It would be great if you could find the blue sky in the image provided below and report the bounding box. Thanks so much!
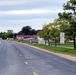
[0,0,68,32]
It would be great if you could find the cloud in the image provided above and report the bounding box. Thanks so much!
[0,19,53,25]
[0,0,68,32]
[0,9,63,16]
[0,1,20,5]
[0,1,31,5]
[0,19,53,32]
[2,9,49,15]
[0,0,68,6]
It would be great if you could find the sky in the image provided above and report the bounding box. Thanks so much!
[0,0,69,33]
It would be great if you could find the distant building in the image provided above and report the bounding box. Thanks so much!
[38,37,45,44]
[16,35,37,40]
[38,37,55,45]
[16,35,38,43]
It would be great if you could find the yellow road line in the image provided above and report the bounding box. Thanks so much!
[25,62,28,64]
[20,54,22,57]
[33,72,37,75]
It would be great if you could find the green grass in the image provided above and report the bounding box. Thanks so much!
[52,43,74,47]
[51,43,74,50]
[31,44,76,56]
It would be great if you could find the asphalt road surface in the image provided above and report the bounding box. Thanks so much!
[0,40,76,75]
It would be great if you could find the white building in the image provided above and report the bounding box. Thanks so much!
[38,37,45,44]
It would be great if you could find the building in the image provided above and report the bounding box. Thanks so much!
[16,35,38,43]
[38,37,45,44]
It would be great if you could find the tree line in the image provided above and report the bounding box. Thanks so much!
[0,30,14,39]
[0,26,40,39]
[18,26,40,35]
[38,0,76,49]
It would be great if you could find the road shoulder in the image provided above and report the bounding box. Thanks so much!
[23,43,76,62]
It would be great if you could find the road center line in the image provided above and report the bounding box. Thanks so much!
[20,54,22,57]
[25,62,28,64]
[33,72,37,75]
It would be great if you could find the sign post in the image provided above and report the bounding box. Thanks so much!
[60,32,65,44]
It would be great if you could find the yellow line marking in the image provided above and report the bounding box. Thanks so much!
[20,54,22,57]
[25,62,28,64]
[33,72,37,75]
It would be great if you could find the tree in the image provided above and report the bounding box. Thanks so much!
[20,26,32,35]
[6,30,13,38]
[1,32,7,39]
[58,13,70,32]
[18,26,37,35]
[60,0,76,49]
[49,28,60,47]
[43,25,50,45]
[30,29,37,35]
[48,20,60,46]
[38,22,60,46]
[13,33,18,39]
[58,13,71,42]
[0,30,13,39]
[36,30,41,33]
[38,25,50,45]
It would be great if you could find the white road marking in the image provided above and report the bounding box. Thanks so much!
[33,72,37,75]
[0,41,1,44]
[25,62,28,64]
[20,54,22,57]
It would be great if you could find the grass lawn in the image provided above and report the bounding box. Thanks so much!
[32,44,76,56]
[57,43,73,47]
[51,43,74,48]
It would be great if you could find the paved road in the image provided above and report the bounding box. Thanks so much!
[0,40,76,75]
